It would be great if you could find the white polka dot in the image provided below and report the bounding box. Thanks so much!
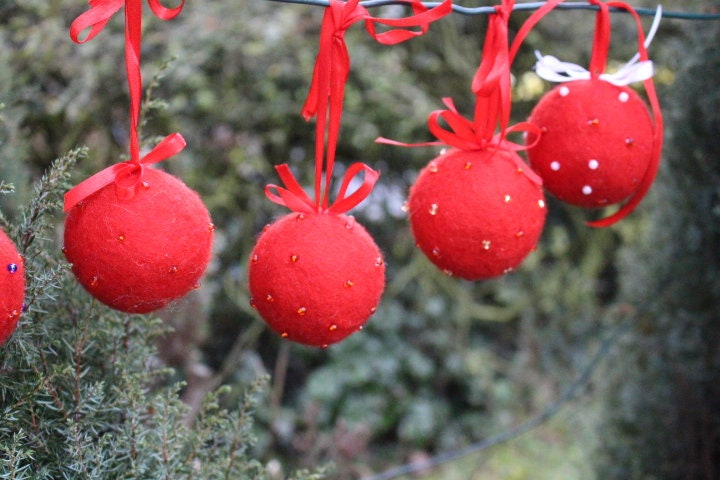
[559,86,570,97]
[588,159,599,170]
[550,161,561,171]
[582,185,593,195]
[619,91,630,103]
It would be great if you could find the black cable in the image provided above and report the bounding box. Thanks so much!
[266,0,720,20]
[360,321,630,480]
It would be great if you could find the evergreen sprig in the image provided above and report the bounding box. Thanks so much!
[0,150,322,478]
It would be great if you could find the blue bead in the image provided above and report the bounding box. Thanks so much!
[7,263,18,274]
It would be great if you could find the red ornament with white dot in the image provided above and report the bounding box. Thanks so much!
[248,212,385,347]
[0,229,24,345]
[526,78,654,208]
[408,148,547,280]
[63,167,214,313]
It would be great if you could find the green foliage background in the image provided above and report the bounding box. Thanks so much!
[0,0,718,478]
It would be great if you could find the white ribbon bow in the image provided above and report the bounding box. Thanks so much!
[533,5,662,86]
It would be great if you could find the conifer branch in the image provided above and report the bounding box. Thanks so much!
[18,147,84,256]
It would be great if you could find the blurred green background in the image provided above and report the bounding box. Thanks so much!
[1,0,718,478]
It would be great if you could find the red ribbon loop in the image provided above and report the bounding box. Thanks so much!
[265,163,380,215]
[63,133,186,212]
[265,164,317,214]
[327,162,381,214]
[70,0,124,43]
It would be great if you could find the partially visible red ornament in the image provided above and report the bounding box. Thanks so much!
[0,229,24,345]
[248,212,385,347]
[408,148,547,280]
[526,78,654,208]
[64,167,213,313]
[525,1,664,226]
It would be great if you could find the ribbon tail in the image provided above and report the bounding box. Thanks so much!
[586,140,661,228]
[64,163,127,212]
[147,0,185,20]
[600,60,654,86]
[327,163,380,214]
[140,133,186,165]
[588,86,664,228]
[375,137,443,148]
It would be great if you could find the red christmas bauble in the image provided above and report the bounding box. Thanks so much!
[248,212,385,347]
[526,78,654,208]
[408,148,547,280]
[64,167,214,313]
[0,229,24,345]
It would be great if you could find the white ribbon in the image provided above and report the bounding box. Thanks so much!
[533,5,662,86]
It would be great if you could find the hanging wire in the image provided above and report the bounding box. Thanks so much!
[360,320,631,480]
[266,0,720,20]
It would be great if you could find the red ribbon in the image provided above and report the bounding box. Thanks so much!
[268,0,451,215]
[376,0,544,185]
[378,97,543,185]
[64,133,186,212]
[64,0,185,211]
[583,0,664,227]
[265,162,380,214]
[470,0,514,145]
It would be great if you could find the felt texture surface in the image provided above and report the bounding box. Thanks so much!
[64,167,213,313]
[248,212,385,347]
[0,229,24,345]
[408,148,547,280]
[526,78,654,208]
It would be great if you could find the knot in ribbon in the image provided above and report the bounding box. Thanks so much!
[70,0,185,43]
[429,98,543,186]
[265,162,380,215]
[377,96,543,186]
[64,133,186,212]
[301,0,452,121]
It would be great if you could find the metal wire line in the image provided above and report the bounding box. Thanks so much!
[267,0,720,20]
[361,320,631,480]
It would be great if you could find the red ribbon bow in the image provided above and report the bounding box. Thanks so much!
[267,0,452,214]
[426,98,544,186]
[376,0,543,185]
[69,0,184,44]
[64,0,185,212]
[266,162,380,215]
[64,133,186,211]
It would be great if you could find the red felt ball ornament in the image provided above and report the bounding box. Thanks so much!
[0,229,25,345]
[64,167,213,313]
[408,148,547,280]
[526,78,654,208]
[248,212,385,347]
